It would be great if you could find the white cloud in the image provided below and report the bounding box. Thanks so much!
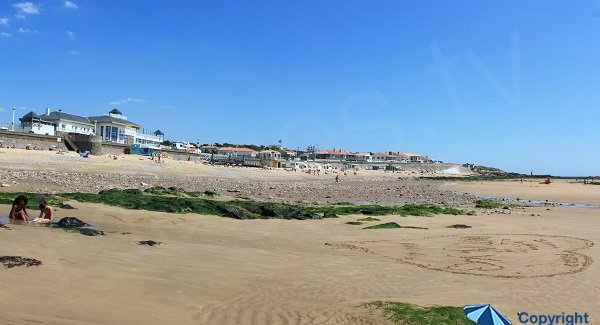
[18,27,37,33]
[0,107,4,112]
[67,30,75,39]
[0,17,9,26]
[64,1,78,9]
[0,32,12,37]
[13,2,40,16]
[110,98,145,106]
[15,13,26,19]
[69,49,80,56]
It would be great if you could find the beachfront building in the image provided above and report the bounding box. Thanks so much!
[41,109,96,136]
[200,145,219,154]
[258,150,281,160]
[89,109,162,146]
[372,152,396,162]
[346,152,372,162]
[316,149,351,160]
[217,147,257,158]
[279,148,297,159]
[16,112,56,135]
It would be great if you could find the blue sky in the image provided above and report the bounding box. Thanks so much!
[1,1,599,175]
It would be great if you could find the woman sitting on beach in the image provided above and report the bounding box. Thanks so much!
[9,195,30,221]
[33,201,53,224]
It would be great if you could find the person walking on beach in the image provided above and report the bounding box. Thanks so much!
[335,175,339,183]
[33,201,53,224]
[9,195,29,221]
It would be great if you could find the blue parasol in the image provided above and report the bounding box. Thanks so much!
[464,304,511,325]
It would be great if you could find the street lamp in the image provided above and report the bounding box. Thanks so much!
[11,107,16,131]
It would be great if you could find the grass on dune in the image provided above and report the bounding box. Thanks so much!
[364,301,471,325]
[0,187,465,220]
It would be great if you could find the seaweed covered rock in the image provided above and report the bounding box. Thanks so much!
[0,256,42,268]
[259,205,278,218]
[448,224,472,229]
[56,217,90,228]
[305,212,322,220]
[323,211,338,218]
[80,228,105,236]
[138,240,161,246]
[218,204,247,219]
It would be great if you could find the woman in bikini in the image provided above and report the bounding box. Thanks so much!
[9,195,30,221]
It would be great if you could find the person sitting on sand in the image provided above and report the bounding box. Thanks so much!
[9,195,30,221]
[32,201,53,224]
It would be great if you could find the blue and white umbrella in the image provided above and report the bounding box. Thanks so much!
[464,304,511,325]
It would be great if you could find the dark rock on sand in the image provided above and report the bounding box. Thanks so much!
[56,217,90,228]
[259,206,278,218]
[448,224,472,229]
[61,204,76,209]
[138,240,161,246]
[323,211,338,218]
[305,212,322,220]
[0,256,42,268]
[80,228,105,236]
[218,204,247,219]
[0,223,10,230]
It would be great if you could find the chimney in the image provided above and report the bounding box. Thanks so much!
[45,107,50,115]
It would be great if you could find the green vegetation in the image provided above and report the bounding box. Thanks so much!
[356,217,380,222]
[364,301,471,325]
[61,227,81,233]
[363,222,400,229]
[312,204,463,217]
[474,199,518,209]
[0,187,464,220]
[334,202,354,206]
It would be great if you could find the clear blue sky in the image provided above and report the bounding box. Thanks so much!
[1,1,599,176]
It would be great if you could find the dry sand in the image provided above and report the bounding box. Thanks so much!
[1,149,599,324]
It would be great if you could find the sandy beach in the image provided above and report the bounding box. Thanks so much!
[446,179,600,206]
[1,150,599,324]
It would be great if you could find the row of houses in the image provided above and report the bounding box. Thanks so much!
[315,149,433,163]
[192,145,433,164]
[9,108,164,147]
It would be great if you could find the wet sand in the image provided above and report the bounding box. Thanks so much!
[446,179,600,206]
[1,149,599,324]
[1,201,599,324]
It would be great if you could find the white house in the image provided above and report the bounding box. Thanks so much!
[16,112,56,135]
[41,109,95,135]
[89,109,162,146]
[258,150,281,160]
[217,147,257,158]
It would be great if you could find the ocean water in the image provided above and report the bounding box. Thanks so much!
[451,192,600,209]
[0,216,53,227]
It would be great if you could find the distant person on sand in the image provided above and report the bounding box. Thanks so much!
[33,201,53,224]
[335,175,339,183]
[9,195,29,221]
